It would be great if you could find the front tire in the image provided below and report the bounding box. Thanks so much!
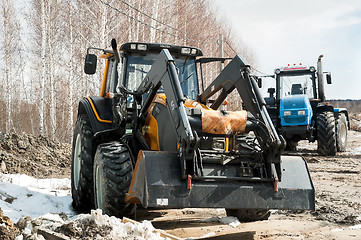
[93,141,136,218]
[317,111,337,156]
[226,209,270,222]
[336,113,347,152]
[71,115,94,210]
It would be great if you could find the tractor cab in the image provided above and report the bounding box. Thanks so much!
[276,65,317,99]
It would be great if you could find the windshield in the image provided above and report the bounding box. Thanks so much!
[125,53,198,100]
[278,74,315,99]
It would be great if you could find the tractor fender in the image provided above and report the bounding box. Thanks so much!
[77,96,114,135]
[334,108,350,130]
[315,104,334,114]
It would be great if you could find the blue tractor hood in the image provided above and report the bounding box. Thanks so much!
[282,95,309,109]
[280,95,313,126]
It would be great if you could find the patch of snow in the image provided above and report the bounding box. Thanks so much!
[200,216,240,228]
[355,146,361,154]
[331,228,344,232]
[23,228,31,235]
[16,209,171,240]
[219,216,240,227]
[349,224,361,230]
[38,213,65,224]
[0,174,75,222]
[15,236,23,240]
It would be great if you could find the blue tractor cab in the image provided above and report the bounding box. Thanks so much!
[264,55,349,155]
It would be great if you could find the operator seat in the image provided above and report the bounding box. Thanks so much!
[291,84,303,95]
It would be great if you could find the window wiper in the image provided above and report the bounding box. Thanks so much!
[135,67,147,74]
[180,72,194,85]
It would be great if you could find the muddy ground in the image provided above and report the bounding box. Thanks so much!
[1,129,361,239]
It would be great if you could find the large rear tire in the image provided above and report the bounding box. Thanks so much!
[317,111,337,156]
[93,141,136,218]
[226,209,270,222]
[336,113,347,152]
[71,115,94,210]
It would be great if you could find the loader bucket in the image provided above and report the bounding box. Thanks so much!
[126,151,315,210]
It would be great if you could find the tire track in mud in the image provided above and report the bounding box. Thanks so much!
[294,131,361,225]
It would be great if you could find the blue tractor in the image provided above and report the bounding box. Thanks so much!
[264,55,349,155]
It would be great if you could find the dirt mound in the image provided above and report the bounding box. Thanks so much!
[0,132,71,178]
[0,209,20,240]
[350,113,361,131]
[14,210,171,240]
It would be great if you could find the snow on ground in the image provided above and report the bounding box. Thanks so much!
[0,173,75,222]
[0,174,174,239]
[355,146,361,154]
[200,216,240,228]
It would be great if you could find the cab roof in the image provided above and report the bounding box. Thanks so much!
[120,42,203,57]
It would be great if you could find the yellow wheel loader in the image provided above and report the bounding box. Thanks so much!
[71,39,314,221]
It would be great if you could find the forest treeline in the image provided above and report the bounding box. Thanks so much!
[329,100,361,113]
[0,0,254,142]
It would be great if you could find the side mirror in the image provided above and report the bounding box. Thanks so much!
[326,73,332,84]
[267,87,275,98]
[84,54,97,74]
[257,77,262,88]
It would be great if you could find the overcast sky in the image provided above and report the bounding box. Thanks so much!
[212,0,361,99]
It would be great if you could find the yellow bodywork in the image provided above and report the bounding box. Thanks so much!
[142,104,160,150]
[98,49,123,97]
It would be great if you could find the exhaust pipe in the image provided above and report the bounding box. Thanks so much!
[111,38,120,63]
[317,55,325,102]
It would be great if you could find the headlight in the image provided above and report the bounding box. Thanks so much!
[275,68,281,74]
[309,66,316,72]
[137,44,147,51]
[212,138,225,150]
[284,111,291,116]
[298,110,306,115]
[181,47,191,54]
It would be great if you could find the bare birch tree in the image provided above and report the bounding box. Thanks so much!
[0,0,21,133]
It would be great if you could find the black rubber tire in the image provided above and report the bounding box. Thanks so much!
[285,139,297,151]
[71,114,94,210]
[93,141,136,218]
[336,113,347,152]
[317,111,337,156]
[226,209,270,222]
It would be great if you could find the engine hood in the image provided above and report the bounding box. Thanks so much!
[281,95,310,109]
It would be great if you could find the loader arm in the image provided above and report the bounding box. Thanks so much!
[198,55,284,179]
[134,49,198,176]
